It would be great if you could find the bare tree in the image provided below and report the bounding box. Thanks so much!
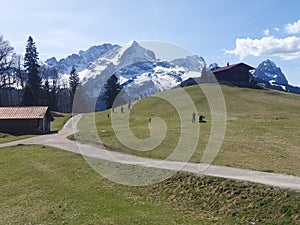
[15,55,26,89]
[0,35,17,89]
[0,35,18,106]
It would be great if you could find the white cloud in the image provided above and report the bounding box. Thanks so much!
[263,29,270,36]
[225,36,300,60]
[285,19,300,34]
[274,27,280,32]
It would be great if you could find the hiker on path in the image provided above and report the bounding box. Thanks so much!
[192,112,196,123]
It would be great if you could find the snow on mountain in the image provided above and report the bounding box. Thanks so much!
[45,43,120,74]
[80,41,156,82]
[122,64,185,100]
[251,59,300,94]
[76,41,205,109]
[171,55,205,71]
[113,40,156,68]
[41,40,207,110]
[252,59,288,85]
[44,41,299,110]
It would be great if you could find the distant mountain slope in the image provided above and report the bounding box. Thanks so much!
[251,59,300,94]
[77,41,205,108]
[45,43,120,74]
[252,59,288,85]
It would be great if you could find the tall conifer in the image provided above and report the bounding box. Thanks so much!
[101,74,124,109]
[69,66,79,108]
[22,36,41,106]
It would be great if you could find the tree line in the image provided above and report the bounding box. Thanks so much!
[0,35,80,112]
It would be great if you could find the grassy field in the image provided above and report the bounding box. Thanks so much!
[75,84,300,175]
[50,112,72,132]
[0,112,71,144]
[1,145,300,224]
[0,132,33,144]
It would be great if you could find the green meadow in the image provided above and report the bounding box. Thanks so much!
[1,85,300,224]
[75,84,300,175]
[1,145,300,224]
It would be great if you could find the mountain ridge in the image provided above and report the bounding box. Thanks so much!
[45,43,120,74]
[251,59,300,94]
[252,59,288,85]
[75,41,205,107]
[44,41,299,103]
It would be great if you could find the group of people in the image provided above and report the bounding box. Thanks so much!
[111,101,132,113]
[192,112,206,123]
[108,105,205,124]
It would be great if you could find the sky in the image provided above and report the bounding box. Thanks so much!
[1,0,300,86]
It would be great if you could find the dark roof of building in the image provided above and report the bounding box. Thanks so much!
[0,106,53,120]
[212,63,255,73]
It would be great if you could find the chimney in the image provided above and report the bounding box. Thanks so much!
[227,62,229,66]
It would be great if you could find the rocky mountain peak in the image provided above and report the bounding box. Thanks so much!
[45,43,120,74]
[252,59,288,85]
[115,40,156,69]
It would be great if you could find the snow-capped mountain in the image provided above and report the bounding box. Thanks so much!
[252,59,288,85]
[74,40,205,108]
[45,43,120,74]
[42,42,300,112]
[251,59,300,94]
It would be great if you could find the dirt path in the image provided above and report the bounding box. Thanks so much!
[1,114,300,190]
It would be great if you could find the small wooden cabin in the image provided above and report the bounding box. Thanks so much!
[0,106,54,135]
[212,63,254,83]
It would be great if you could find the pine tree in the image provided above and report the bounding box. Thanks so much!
[101,74,124,109]
[69,66,79,109]
[42,79,50,106]
[22,36,41,106]
[49,79,58,111]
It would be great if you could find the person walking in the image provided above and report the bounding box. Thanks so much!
[128,100,131,110]
[192,111,196,123]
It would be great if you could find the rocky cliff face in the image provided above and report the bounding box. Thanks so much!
[252,59,288,85]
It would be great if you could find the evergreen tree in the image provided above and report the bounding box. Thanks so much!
[22,36,41,106]
[41,79,50,106]
[69,66,79,108]
[101,74,124,109]
[49,79,58,111]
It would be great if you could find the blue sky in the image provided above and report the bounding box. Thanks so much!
[1,0,300,86]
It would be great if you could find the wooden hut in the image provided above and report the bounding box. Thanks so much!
[0,106,54,134]
[212,63,254,83]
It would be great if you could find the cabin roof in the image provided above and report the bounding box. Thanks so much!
[0,106,53,120]
[212,63,255,73]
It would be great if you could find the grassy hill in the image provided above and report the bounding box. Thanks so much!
[1,145,300,224]
[75,84,300,176]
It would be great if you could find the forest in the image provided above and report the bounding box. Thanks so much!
[0,35,79,112]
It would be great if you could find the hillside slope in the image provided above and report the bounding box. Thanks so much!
[76,85,300,175]
[2,146,300,224]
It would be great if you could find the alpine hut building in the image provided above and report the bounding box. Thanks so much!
[0,106,54,135]
[212,62,255,83]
